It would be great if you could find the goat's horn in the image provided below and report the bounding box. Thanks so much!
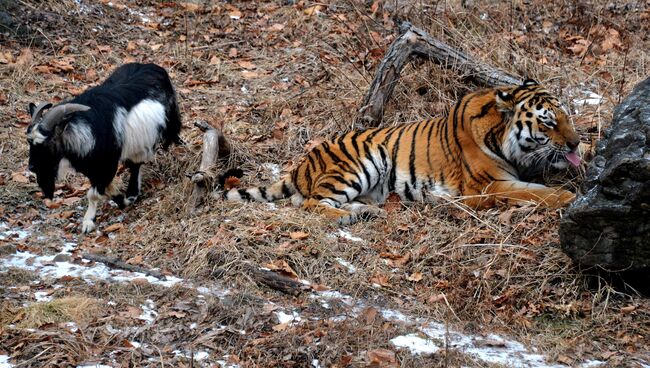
[29,103,53,127]
[40,103,91,132]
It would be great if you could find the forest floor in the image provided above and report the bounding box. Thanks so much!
[0,0,649,367]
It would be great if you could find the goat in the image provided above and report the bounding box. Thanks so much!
[26,63,182,233]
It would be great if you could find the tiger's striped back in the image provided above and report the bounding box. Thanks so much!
[225,79,580,224]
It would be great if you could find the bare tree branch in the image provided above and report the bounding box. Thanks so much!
[358,21,522,127]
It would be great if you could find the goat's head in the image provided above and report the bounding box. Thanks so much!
[26,102,90,198]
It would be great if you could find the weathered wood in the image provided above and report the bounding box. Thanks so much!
[248,266,308,296]
[188,121,232,213]
[358,21,522,127]
[82,252,164,279]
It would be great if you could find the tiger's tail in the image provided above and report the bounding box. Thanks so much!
[221,168,296,203]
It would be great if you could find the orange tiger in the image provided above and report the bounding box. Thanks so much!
[224,80,581,224]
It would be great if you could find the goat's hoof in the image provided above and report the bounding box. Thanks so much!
[81,220,96,234]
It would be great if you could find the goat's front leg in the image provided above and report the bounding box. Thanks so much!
[113,161,142,209]
[82,187,103,233]
[481,180,575,208]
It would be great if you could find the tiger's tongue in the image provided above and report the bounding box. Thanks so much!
[565,152,581,167]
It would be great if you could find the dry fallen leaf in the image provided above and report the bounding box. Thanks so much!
[237,60,256,69]
[289,231,309,240]
[103,223,124,233]
[367,348,396,365]
[620,305,636,314]
[304,5,324,16]
[263,259,299,279]
[11,172,30,184]
[126,255,143,265]
[370,273,390,287]
[407,272,423,282]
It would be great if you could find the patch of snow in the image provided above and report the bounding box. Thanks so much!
[34,291,52,302]
[311,359,322,368]
[139,300,157,324]
[0,249,183,288]
[0,222,30,241]
[0,355,13,368]
[276,310,301,324]
[193,351,209,361]
[65,322,78,332]
[336,229,363,242]
[335,257,356,274]
[263,163,281,181]
[189,322,198,329]
[573,91,603,106]
[217,359,240,368]
[174,350,210,361]
[391,334,440,355]
[129,341,141,349]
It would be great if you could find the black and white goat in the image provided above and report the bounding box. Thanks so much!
[26,63,181,233]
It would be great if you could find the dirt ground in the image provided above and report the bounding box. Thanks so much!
[1,1,649,367]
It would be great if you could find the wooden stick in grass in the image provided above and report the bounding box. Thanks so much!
[82,252,164,279]
[188,121,232,213]
[248,266,309,297]
[357,20,522,127]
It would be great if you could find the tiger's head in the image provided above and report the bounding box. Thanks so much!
[497,79,581,173]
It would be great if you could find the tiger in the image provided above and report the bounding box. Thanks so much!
[223,79,581,225]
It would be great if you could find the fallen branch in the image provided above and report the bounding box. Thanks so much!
[358,20,522,127]
[247,266,309,296]
[81,252,164,279]
[188,121,232,213]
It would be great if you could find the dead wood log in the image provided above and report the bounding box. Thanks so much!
[358,21,522,127]
[81,252,165,279]
[188,121,232,213]
[247,266,309,296]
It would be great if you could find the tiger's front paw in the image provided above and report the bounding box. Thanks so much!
[549,189,576,208]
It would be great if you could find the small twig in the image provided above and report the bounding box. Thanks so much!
[82,252,164,279]
[246,265,309,296]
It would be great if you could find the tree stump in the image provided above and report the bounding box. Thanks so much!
[188,121,232,213]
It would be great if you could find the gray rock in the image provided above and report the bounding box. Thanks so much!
[560,77,650,291]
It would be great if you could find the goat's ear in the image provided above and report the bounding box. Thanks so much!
[495,89,515,112]
[28,103,37,117]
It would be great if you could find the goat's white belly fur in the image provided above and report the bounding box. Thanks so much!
[114,99,166,163]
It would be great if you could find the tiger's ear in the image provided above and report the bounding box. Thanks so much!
[495,90,514,112]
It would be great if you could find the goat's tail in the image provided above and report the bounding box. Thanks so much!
[221,168,296,203]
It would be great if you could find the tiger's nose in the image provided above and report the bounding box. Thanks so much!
[567,138,580,151]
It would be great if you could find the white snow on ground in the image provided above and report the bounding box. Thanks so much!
[138,300,157,324]
[313,291,606,368]
[336,229,363,242]
[0,222,29,241]
[0,355,13,368]
[173,350,210,361]
[0,240,183,288]
[390,334,440,355]
[34,291,52,302]
[334,257,357,274]
[0,224,628,368]
[311,359,322,368]
[276,310,301,324]
[263,163,282,181]
[573,91,603,106]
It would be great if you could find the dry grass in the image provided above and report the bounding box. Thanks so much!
[15,296,101,329]
[1,0,649,366]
